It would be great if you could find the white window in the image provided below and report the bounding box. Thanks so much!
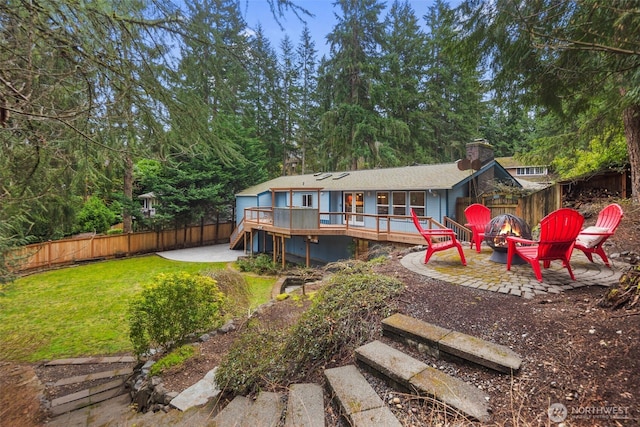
[516,167,547,176]
[377,192,389,215]
[392,191,406,216]
[409,191,425,216]
[302,194,313,207]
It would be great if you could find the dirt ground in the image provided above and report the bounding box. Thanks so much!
[2,198,639,426]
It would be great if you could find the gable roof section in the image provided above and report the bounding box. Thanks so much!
[237,162,519,196]
[495,156,548,168]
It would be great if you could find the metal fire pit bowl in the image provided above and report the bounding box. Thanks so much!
[484,213,532,264]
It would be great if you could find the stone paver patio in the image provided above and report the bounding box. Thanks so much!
[401,244,622,299]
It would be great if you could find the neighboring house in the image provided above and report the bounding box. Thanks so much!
[232,141,520,266]
[495,156,554,190]
[138,192,157,218]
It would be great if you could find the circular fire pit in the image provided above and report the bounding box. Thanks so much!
[484,214,532,264]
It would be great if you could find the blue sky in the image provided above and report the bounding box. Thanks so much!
[241,0,451,58]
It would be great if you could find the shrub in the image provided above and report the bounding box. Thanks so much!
[214,326,288,395]
[128,272,226,357]
[236,254,280,275]
[148,344,198,377]
[74,196,116,234]
[216,260,404,394]
[283,270,404,368]
[203,269,251,316]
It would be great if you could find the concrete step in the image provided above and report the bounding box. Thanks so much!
[382,313,522,373]
[52,367,132,387]
[44,356,136,366]
[284,383,325,427]
[211,392,284,427]
[355,340,490,423]
[49,378,127,416]
[244,391,284,427]
[324,365,401,427]
[211,395,251,427]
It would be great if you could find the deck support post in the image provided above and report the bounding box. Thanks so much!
[272,234,277,264]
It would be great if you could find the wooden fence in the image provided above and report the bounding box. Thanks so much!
[456,184,562,232]
[9,222,233,274]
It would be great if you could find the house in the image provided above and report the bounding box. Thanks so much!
[495,156,554,190]
[138,192,157,218]
[232,141,520,266]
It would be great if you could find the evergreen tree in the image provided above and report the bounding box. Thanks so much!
[244,25,283,177]
[278,35,300,175]
[321,0,408,170]
[423,0,484,162]
[295,26,319,173]
[379,0,430,164]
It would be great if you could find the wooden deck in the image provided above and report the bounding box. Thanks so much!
[231,208,471,250]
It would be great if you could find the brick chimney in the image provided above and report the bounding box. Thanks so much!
[466,139,494,167]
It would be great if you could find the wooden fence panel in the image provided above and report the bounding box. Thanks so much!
[130,232,160,254]
[92,234,129,258]
[50,238,94,264]
[517,184,561,228]
[483,194,518,217]
[455,184,562,241]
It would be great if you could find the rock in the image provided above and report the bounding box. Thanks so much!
[199,333,211,342]
[164,391,178,405]
[170,367,221,411]
[134,388,152,413]
[219,320,236,334]
[141,360,155,375]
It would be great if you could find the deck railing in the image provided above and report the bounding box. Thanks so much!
[242,207,471,243]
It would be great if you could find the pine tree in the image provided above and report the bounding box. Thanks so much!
[321,0,408,170]
[423,0,484,162]
[379,0,430,164]
[295,26,319,173]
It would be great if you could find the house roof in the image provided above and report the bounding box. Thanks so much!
[237,161,516,196]
[495,156,547,168]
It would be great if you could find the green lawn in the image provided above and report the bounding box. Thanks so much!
[0,255,275,362]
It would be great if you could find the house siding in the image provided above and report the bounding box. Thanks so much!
[285,234,352,264]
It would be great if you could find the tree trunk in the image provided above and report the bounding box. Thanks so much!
[622,104,640,205]
[123,153,133,233]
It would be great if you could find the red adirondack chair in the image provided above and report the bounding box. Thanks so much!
[410,209,467,266]
[574,203,623,267]
[506,208,584,282]
[464,203,491,253]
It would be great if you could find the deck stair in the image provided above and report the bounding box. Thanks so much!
[229,219,245,250]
